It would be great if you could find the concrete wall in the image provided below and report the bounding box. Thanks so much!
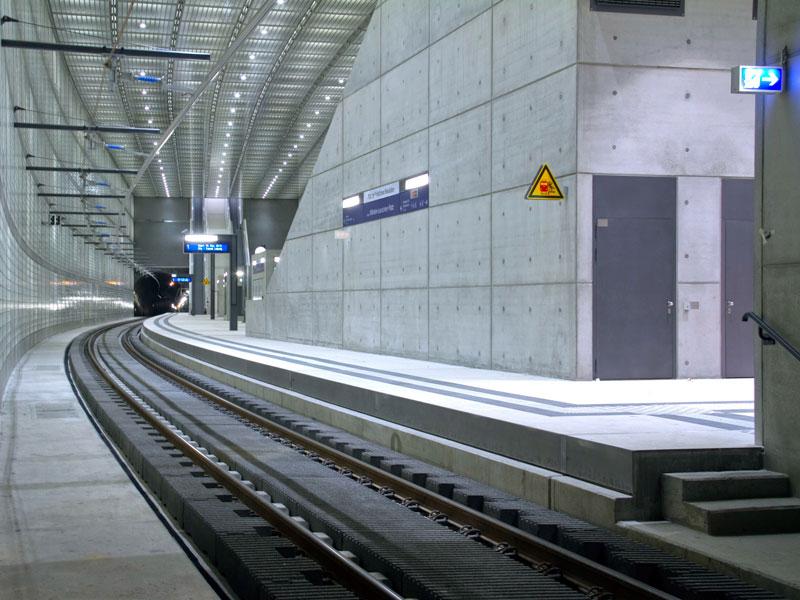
[0,0,134,390]
[756,0,800,486]
[576,0,756,379]
[257,0,755,379]
[243,198,298,255]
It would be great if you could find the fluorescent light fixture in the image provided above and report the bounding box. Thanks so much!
[342,195,360,209]
[184,234,218,243]
[404,173,429,190]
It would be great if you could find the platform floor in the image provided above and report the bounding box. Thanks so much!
[0,324,217,600]
[158,313,756,451]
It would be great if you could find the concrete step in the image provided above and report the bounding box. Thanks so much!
[663,470,791,504]
[681,497,800,536]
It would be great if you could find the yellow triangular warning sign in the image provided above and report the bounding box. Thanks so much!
[526,164,564,200]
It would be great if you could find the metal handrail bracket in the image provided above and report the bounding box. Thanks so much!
[743,312,800,362]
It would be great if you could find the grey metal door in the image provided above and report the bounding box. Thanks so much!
[722,179,755,378]
[593,176,676,380]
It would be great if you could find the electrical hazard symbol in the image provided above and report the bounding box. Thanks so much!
[526,164,564,201]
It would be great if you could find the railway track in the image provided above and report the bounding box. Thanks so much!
[67,321,783,600]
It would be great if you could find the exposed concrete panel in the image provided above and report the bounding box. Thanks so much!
[430,0,490,43]
[492,0,577,97]
[344,7,381,96]
[343,220,381,290]
[312,166,343,232]
[381,129,428,187]
[381,288,429,357]
[246,299,265,336]
[286,292,313,342]
[343,290,381,351]
[286,182,313,240]
[313,291,343,346]
[381,209,428,288]
[578,0,755,69]
[429,103,491,206]
[492,66,578,192]
[492,283,577,377]
[576,282,592,380]
[761,264,800,482]
[264,293,287,339]
[577,65,755,177]
[269,251,288,293]
[575,174,593,284]
[492,180,576,285]
[429,195,491,287]
[429,286,491,368]
[285,236,313,292]
[762,76,800,266]
[381,50,429,144]
[381,0,430,73]
[677,282,721,378]
[429,11,491,125]
[343,149,381,198]
[312,231,343,291]
[314,105,343,175]
[343,79,381,162]
[677,177,722,284]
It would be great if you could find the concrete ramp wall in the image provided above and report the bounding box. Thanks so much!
[253,0,755,379]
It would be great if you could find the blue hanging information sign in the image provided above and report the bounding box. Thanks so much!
[171,276,192,283]
[731,65,784,94]
[183,242,230,253]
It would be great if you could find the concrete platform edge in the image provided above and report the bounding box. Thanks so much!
[142,328,636,528]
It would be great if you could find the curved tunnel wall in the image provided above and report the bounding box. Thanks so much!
[0,0,134,390]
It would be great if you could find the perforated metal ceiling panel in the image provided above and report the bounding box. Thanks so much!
[43,0,374,202]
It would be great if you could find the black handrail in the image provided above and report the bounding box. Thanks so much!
[743,312,800,363]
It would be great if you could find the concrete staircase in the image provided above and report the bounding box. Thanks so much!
[662,470,800,535]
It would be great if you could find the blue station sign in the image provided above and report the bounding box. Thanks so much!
[342,175,429,227]
[183,242,230,253]
[732,65,784,94]
[171,275,192,283]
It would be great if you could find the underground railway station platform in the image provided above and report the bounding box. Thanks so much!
[3,0,800,598]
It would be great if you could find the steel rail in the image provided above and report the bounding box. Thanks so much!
[85,325,402,600]
[122,327,678,600]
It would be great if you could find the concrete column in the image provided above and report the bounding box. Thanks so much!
[755,0,800,485]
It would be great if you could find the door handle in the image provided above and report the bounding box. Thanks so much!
[727,300,735,315]
[666,300,674,315]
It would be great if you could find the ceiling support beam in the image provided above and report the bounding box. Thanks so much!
[1,39,210,61]
[48,211,124,215]
[38,193,126,199]
[27,166,138,175]
[15,122,160,135]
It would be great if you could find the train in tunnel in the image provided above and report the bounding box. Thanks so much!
[133,272,188,317]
